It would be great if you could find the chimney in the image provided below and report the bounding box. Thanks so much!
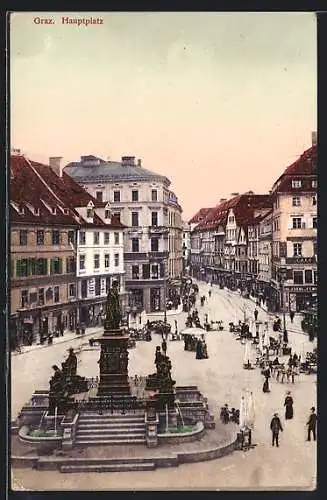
[137,158,142,167]
[231,192,239,197]
[219,198,227,204]
[312,131,317,146]
[11,148,22,155]
[49,156,63,177]
[121,156,135,166]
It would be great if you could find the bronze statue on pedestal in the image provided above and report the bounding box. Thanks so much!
[104,281,122,330]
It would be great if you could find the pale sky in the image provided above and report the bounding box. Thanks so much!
[10,12,316,219]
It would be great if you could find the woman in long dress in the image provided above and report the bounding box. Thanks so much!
[284,391,294,419]
[196,339,203,359]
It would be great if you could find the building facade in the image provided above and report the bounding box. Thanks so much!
[257,209,273,307]
[188,207,213,279]
[182,221,191,273]
[10,153,126,345]
[166,190,183,279]
[192,194,271,288]
[271,142,317,312]
[64,155,182,313]
[75,201,126,327]
[10,155,79,344]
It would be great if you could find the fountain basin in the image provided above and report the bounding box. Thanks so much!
[18,425,62,456]
[157,421,205,444]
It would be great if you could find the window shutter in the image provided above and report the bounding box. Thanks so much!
[288,219,293,230]
[160,263,165,278]
[16,260,21,277]
[286,269,293,280]
[50,259,53,275]
[307,218,313,229]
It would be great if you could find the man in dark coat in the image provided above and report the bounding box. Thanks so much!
[254,308,258,321]
[270,413,283,447]
[306,407,317,441]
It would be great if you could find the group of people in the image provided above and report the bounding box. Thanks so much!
[185,308,202,328]
[184,332,209,359]
[195,335,209,360]
[270,406,317,447]
[220,403,240,424]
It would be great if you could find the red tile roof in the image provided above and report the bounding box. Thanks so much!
[194,194,272,231]
[32,161,105,209]
[10,155,126,229]
[272,145,317,193]
[188,207,213,224]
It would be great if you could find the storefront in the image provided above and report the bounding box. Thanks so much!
[288,285,317,312]
[150,287,161,312]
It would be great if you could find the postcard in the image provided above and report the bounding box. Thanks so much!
[9,11,317,491]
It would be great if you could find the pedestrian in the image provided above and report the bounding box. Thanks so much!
[202,340,209,359]
[254,308,258,321]
[161,338,167,355]
[220,404,230,424]
[208,289,212,298]
[262,375,270,393]
[290,366,296,383]
[270,413,283,447]
[306,407,317,442]
[290,311,295,323]
[196,339,203,359]
[284,391,294,420]
[283,329,288,345]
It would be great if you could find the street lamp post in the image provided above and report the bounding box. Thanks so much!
[279,267,288,339]
[163,258,167,324]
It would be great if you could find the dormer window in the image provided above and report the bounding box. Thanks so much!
[52,207,57,215]
[19,206,25,215]
[34,208,40,216]
[105,209,111,219]
[292,179,302,188]
[86,200,95,218]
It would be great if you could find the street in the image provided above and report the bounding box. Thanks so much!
[11,282,317,490]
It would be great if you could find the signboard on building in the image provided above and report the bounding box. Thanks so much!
[288,286,316,293]
[100,278,106,296]
[88,278,95,297]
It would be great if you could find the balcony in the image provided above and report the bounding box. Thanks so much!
[148,226,169,235]
[124,252,147,261]
[148,251,168,260]
[127,227,143,236]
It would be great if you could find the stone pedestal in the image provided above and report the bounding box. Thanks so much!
[95,328,130,396]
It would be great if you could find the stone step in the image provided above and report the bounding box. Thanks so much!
[80,411,144,417]
[79,415,144,423]
[75,437,146,445]
[78,418,144,425]
[60,463,155,473]
[76,431,145,439]
[78,422,145,429]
